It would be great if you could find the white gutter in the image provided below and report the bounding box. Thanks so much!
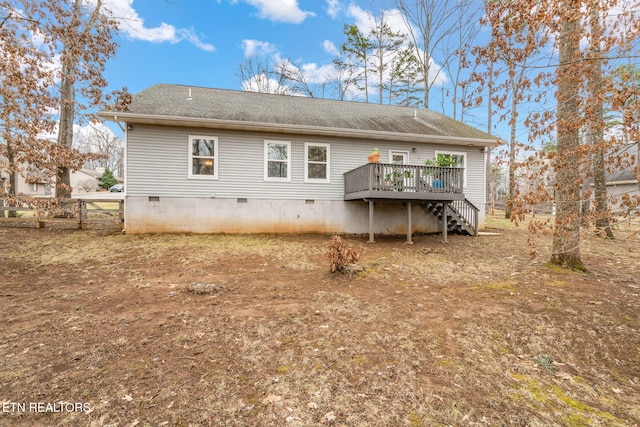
[588,180,639,187]
[606,180,639,186]
[98,111,499,147]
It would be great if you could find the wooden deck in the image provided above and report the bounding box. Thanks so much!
[344,163,465,202]
[343,163,476,243]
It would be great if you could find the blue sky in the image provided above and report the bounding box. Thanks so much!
[104,0,385,96]
[94,0,509,142]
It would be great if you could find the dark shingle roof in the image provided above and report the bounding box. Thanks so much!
[118,84,495,142]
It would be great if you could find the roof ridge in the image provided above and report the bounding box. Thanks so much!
[109,83,497,142]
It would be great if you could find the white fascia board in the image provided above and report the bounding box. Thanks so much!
[606,180,639,186]
[99,111,498,148]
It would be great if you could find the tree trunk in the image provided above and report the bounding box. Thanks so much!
[487,60,494,216]
[55,0,82,199]
[422,57,430,109]
[589,5,614,239]
[6,138,16,218]
[593,149,613,237]
[55,69,74,198]
[550,7,585,270]
[506,78,518,219]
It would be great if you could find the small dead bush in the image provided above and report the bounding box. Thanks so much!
[327,235,361,273]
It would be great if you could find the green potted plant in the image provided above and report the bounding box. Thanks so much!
[384,168,413,191]
[424,155,455,188]
[368,148,380,163]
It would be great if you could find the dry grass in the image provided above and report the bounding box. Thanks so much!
[1,215,639,426]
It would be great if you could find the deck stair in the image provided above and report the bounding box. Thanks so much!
[424,198,479,236]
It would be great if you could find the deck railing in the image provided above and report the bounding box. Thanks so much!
[451,198,479,234]
[344,163,464,195]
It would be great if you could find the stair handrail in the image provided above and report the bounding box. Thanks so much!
[450,198,479,236]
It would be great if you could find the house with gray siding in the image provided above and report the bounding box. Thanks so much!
[99,84,497,240]
[590,142,639,218]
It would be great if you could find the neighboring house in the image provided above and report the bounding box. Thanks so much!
[0,167,121,197]
[597,143,639,217]
[99,84,497,239]
[0,169,54,197]
[71,168,103,193]
[70,167,124,193]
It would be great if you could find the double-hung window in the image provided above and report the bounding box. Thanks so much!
[305,143,330,183]
[435,150,467,187]
[265,140,291,181]
[189,135,218,179]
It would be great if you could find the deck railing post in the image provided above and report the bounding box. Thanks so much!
[368,163,375,191]
[474,206,479,236]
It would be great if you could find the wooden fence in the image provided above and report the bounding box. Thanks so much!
[0,198,124,230]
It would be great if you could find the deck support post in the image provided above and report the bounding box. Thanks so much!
[442,201,449,243]
[368,200,375,243]
[406,202,412,243]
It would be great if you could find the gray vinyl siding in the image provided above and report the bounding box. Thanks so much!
[126,124,486,203]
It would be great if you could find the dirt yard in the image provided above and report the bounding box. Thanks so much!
[1,215,639,426]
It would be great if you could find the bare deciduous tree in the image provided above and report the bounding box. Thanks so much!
[42,0,119,198]
[585,1,614,239]
[1,2,57,214]
[237,55,290,94]
[2,0,127,215]
[330,57,361,101]
[74,123,124,177]
[393,0,469,109]
[474,0,640,270]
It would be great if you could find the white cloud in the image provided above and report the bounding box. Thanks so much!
[346,4,370,30]
[241,73,291,94]
[347,4,409,38]
[326,0,341,19]
[323,40,339,56]
[242,39,278,58]
[102,0,215,51]
[299,62,336,84]
[240,0,315,24]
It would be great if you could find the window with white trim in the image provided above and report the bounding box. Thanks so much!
[305,143,330,183]
[435,150,467,187]
[265,140,291,181]
[189,135,218,179]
